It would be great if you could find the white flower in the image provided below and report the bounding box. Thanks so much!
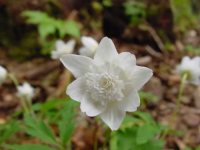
[51,39,76,59]
[79,36,98,57]
[0,66,7,85]
[177,56,200,85]
[60,37,153,130]
[17,82,34,100]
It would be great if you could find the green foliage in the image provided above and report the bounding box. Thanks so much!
[58,100,78,146]
[5,144,54,150]
[124,1,146,25]
[1,99,78,149]
[23,99,78,147]
[184,146,200,150]
[102,0,113,7]
[0,121,20,144]
[170,0,198,32]
[22,11,80,39]
[139,91,159,104]
[110,112,165,150]
[24,114,57,145]
[21,11,80,55]
[184,44,200,55]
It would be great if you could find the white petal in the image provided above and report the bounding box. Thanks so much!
[64,39,76,53]
[60,54,94,78]
[67,77,85,102]
[182,56,191,64]
[100,105,125,130]
[191,78,200,85]
[56,40,65,50]
[51,51,61,59]
[130,66,153,90]
[80,97,105,117]
[81,36,98,50]
[94,37,118,64]
[118,91,140,112]
[116,52,136,70]
[0,66,7,85]
[79,47,94,57]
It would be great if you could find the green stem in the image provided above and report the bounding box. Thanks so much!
[21,98,30,114]
[7,73,19,87]
[172,72,188,123]
[7,74,30,113]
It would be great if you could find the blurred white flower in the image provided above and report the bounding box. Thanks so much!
[177,56,200,85]
[51,39,76,59]
[79,36,98,58]
[60,37,153,130]
[17,82,34,100]
[0,66,7,85]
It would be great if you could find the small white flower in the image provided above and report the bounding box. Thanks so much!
[60,37,153,130]
[79,36,98,57]
[17,82,34,100]
[0,66,7,85]
[51,39,76,59]
[177,56,200,85]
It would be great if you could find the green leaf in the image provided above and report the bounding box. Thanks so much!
[136,124,158,144]
[58,100,78,145]
[57,20,80,38]
[24,114,57,145]
[59,121,75,145]
[22,11,50,24]
[42,98,68,111]
[38,23,56,39]
[22,10,80,40]
[5,144,54,150]
[134,112,155,125]
[0,121,20,143]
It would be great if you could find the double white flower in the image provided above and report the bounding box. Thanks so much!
[79,36,98,58]
[0,66,7,86]
[60,37,153,130]
[17,82,34,100]
[177,56,200,85]
[51,39,76,59]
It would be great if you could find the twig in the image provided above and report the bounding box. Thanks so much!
[145,45,162,58]
[142,23,165,52]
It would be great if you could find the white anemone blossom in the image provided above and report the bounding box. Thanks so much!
[79,36,98,57]
[17,82,34,100]
[0,66,7,85]
[51,39,76,59]
[177,56,200,85]
[60,37,153,130]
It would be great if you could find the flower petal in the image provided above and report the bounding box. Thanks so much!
[67,77,85,102]
[79,47,93,57]
[80,97,105,117]
[130,66,153,90]
[60,54,94,78]
[56,40,65,50]
[81,36,98,50]
[118,91,140,112]
[65,39,76,53]
[94,37,118,64]
[182,56,191,64]
[116,52,136,70]
[100,104,125,130]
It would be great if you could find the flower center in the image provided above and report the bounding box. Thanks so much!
[85,72,125,105]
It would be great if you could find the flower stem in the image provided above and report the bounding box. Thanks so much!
[21,98,30,114]
[7,73,19,87]
[172,72,188,124]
